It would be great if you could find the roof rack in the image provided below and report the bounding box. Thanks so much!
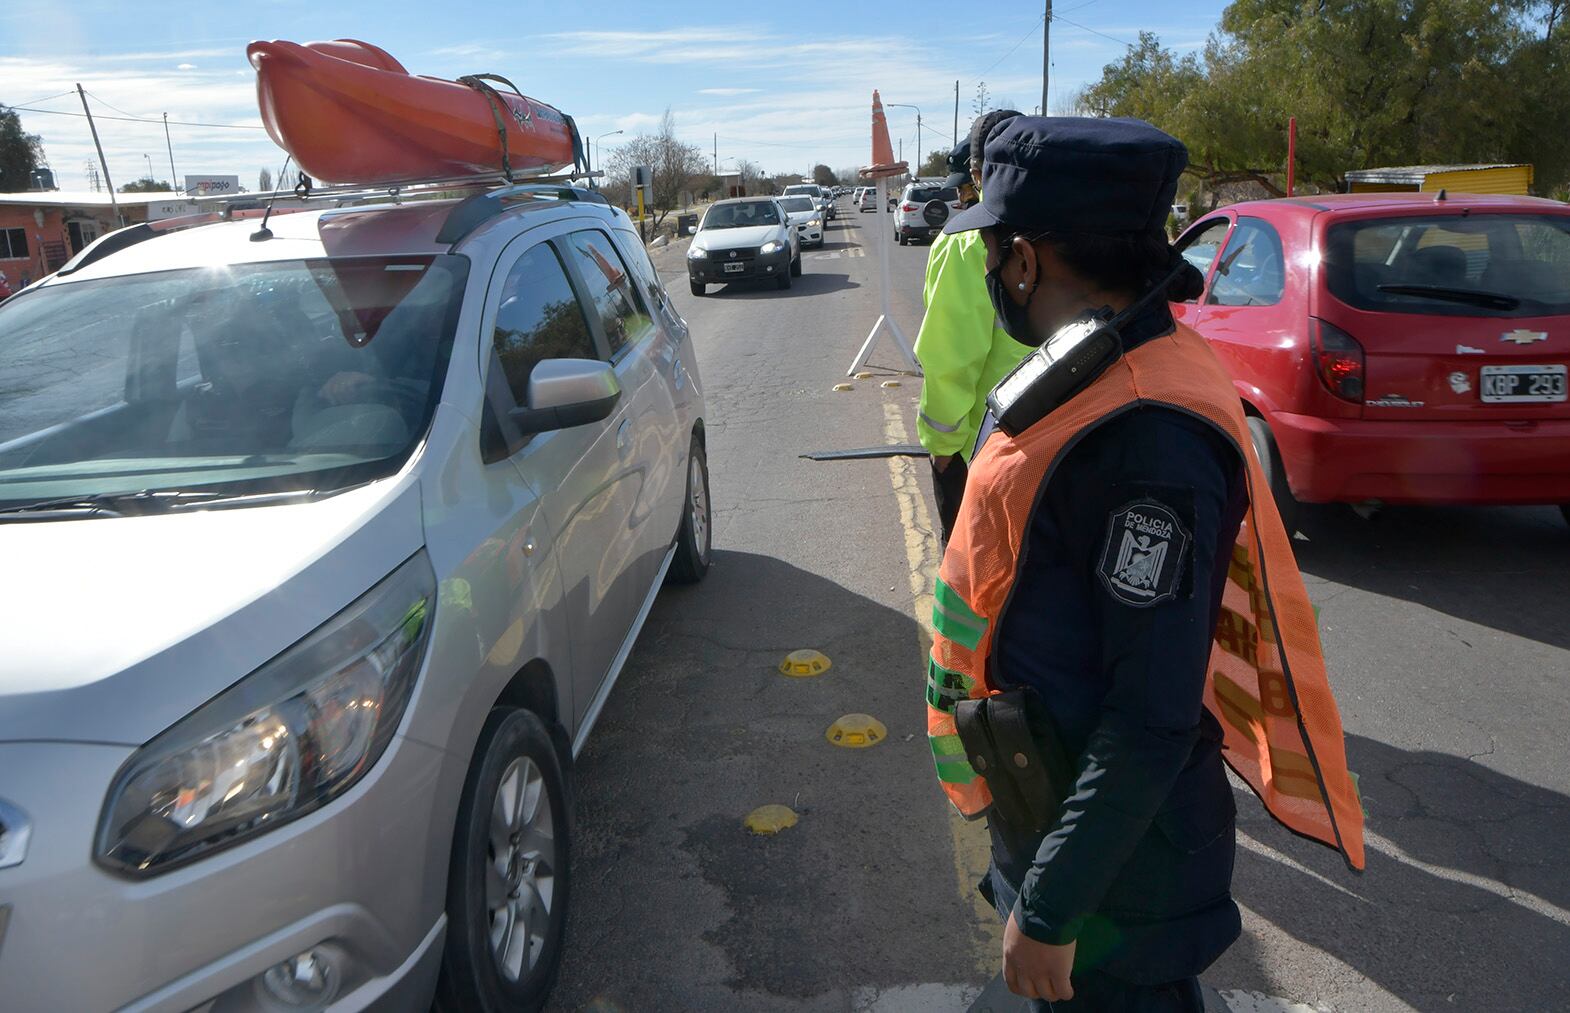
[192,169,603,210]
[435,182,610,244]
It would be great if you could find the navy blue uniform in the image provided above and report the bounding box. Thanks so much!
[982,303,1248,1009]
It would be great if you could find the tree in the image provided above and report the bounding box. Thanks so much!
[258,167,273,192]
[1077,4,1570,196]
[606,108,710,228]
[918,149,949,179]
[119,176,173,193]
[812,164,838,186]
[971,82,992,118]
[0,106,44,191]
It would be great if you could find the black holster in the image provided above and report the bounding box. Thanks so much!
[955,689,1075,832]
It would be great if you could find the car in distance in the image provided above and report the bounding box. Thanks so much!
[687,196,802,295]
[858,188,878,213]
[893,182,963,245]
[0,184,712,1012]
[1173,191,1570,529]
[777,195,825,248]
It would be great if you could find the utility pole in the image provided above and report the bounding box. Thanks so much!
[77,83,120,223]
[714,133,718,175]
[954,81,960,146]
[1042,0,1052,117]
[163,113,178,190]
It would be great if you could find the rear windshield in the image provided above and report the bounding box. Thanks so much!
[0,255,467,510]
[909,187,958,203]
[1324,214,1570,317]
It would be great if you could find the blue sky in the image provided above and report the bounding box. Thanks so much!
[1,0,1225,191]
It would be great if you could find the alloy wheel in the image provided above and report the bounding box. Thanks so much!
[486,756,557,982]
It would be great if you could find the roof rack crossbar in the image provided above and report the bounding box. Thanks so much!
[192,169,603,209]
[435,183,610,246]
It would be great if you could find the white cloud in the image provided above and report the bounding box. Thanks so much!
[697,87,759,96]
[176,63,197,70]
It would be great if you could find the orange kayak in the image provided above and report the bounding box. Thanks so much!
[248,39,580,185]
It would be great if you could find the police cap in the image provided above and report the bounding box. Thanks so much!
[943,116,1188,237]
[942,139,971,190]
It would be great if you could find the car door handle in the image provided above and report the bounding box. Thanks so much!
[616,418,632,454]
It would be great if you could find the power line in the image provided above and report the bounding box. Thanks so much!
[7,90,75,109]
[1050,13,1137,50]
[84,90,147,120]
[979,15,1045,77]
[7,104,266,130]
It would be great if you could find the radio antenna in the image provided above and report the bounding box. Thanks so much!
[250,154,293,242]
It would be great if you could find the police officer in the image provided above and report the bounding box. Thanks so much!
[913,109,1023,542]
[922,116,1364,1010]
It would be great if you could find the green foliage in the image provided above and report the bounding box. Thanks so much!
[812,164,838,186]
[0,106,44,191]
[1077,3,1570,195]
[918,149,950,178]
[119,177,173,193]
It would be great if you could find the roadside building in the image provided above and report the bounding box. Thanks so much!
[1344,163,1534,195]
[0,190,193,286]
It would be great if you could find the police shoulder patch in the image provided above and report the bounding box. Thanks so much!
[1097,498,1192,608]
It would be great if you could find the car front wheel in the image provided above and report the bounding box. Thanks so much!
[689,280,705,297]
[790,255,802,277]
[669,435,712,583]
[1560,505,1570,529]
[436,708,571,1013]
[1247,415,1301,536]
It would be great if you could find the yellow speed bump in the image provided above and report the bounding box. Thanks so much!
[832,383,855,392]
[826,713,887,748]
[744,804,799,835]
[779,649,831,677]
[854,371,877,380]
[880,380,902,389]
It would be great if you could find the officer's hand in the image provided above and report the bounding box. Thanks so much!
[932,454,959,473]
[1002,911,1076,1002]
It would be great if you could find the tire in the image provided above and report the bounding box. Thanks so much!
[1560,505,1570,529]
[668,436,712,583]
[1247,415,1301,535]
[897,231,907,245]
[790,255,802,277]
[435,708,571,1013]
[689,280,705,297]
[776,268,791,290]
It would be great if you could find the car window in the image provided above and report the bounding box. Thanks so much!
[1324,213,1570,316]
[1176,218,1231,295]
[908,186,958,203]
[701,202,781,229]
[779,197,816,213]
[1207,218,1286,307]
[492,242,596,405]
[562,229,654,358]
[614,229,682,335]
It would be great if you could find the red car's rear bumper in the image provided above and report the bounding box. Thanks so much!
[1271,412,1570,506]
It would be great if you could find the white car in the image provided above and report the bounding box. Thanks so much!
[776,195,825,247]
[893,182,965,244]
[686,197,802,295]
[0,183,710,1012]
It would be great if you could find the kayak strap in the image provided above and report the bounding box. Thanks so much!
[460,74,532,183]
[561,112,589,180]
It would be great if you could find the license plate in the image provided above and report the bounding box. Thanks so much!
[723,262,745,274]
[1479,364,1567,403]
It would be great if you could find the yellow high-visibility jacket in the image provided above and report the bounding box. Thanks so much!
[914,228,1034,460]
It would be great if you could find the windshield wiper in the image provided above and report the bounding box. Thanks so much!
[0,487,324,520]
[1376,284,1522,310]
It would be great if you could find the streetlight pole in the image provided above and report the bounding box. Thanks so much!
[886,102,922,177]
[593,129,623,173]
[1042,0,1052,116]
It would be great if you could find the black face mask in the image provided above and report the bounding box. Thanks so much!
[986,260,1038,345]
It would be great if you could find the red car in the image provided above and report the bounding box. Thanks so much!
[1172,192,1570,528]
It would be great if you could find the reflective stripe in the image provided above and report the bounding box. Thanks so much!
[920,411,962,434]
[926,658,974,712]
[929,733,977,784]
[932,579,987,651]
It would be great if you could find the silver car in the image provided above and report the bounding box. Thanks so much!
[0,184,710,1011]
[685,197,801,295]
[776,195,825,248]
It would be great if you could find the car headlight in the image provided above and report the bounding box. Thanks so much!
[760,240,785,255]
[687,246,708,259]
[809,218,822,227]
[95,552,436,876]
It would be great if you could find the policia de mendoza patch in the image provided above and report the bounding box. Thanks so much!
[1097,498,1191,607]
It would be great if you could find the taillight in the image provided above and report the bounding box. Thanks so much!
[1311,318,1365,402]
[901,203,918,212]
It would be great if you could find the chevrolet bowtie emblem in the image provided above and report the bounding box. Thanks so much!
[1502,329,1548,345]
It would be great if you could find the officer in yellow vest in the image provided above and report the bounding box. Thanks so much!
[926,117,1364,1010]
[914,110,1026,542]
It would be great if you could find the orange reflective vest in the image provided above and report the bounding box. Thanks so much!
[926,323,1366,871]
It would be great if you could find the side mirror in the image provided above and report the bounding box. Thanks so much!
[509,358,621,434]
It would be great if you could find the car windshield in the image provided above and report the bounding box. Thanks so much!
[778,197,817,213]
[783,187,817,197]
[0,254,468,512]
[1325,214,1570,317]
[702,203,780,229]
